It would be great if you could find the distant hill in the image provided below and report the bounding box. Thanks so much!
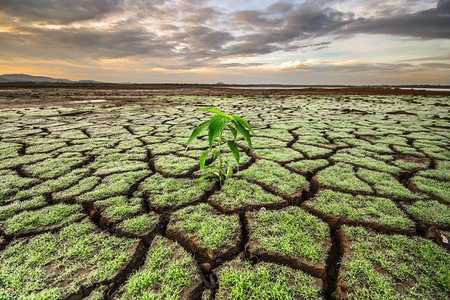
[0,74,101,84]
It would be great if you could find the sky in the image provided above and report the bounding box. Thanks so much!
[0,0,449,85]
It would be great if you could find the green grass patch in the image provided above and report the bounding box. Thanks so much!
[94,196,143,222]
[292,143,333,158]
[411,176,450,202]
[0,196,47,221]
[0,153,53,170]
[238,159,308,194]
[339,225,450,299]
[316,163,372,192]
[405,200,450,226]
[418,160,450,180]
[248,206,330,264]
[209,178,284,211]
[358,169,422,199]
[216,260,323,300]
[0,203,83,235]
[78,170,150,202]
[253,148,303,162]
[93,160,147,176]
[332,151,401,174]
[0,220,137,298]
[154,154,198,175]
[23,152,85,179]
[0,170,39,202]
[120,212,160,234]
[170,203,239,251]
[16,168,89,199]
[252,137,286,149]
[287,159,329,172]
[139,173,212,208]
[52,176,101,201]
[116,235,200,299]
[306,189,414,229]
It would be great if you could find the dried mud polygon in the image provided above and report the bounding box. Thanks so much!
[0,89,449,298]
[337,225,450,299]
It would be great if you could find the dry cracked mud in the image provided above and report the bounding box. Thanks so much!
[0,87,449,299]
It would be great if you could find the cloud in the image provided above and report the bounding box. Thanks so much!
[346,0,450,39]
[0,0,125,24]
[0,0,449,84]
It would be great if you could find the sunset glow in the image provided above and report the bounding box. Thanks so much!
[0,0,449,84]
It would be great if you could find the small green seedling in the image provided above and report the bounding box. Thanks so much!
[187,108,254,184]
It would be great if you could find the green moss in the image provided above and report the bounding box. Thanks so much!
[358,169,422,199]
[0,220,137,298]
[339,225,450,299]
[216,260,323,300]
[209,178,284,210]
[292,143,332,158]
[154,154,197,175]
[316,163,372,192]
[306,190,414,229]
[411,176,450,202]
[238,159,308,195]
[170,203,239,251]
[120,213,160,234]
[78,170,150,202]
[1,203,83,235]
[253,148,303,162]
[405,200,450,226]
[116,235,200,299]
[140,173,212,208]
[248,206,330,264]
[287,159,329,172]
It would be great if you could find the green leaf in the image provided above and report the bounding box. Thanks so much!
[199,150,209,171]
[195,174,214,182]
[220,168,227,177]
[226,166,233,178]
[228,124,237,141]
[196,108,224,115]
[233,120,252,150]
[213,150,220,160]
[208,115,228,150]
[187,120,210,146]
[227,141,240,166]
[231,115,255,135]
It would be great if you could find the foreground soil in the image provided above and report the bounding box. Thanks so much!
[0,87,449,299]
